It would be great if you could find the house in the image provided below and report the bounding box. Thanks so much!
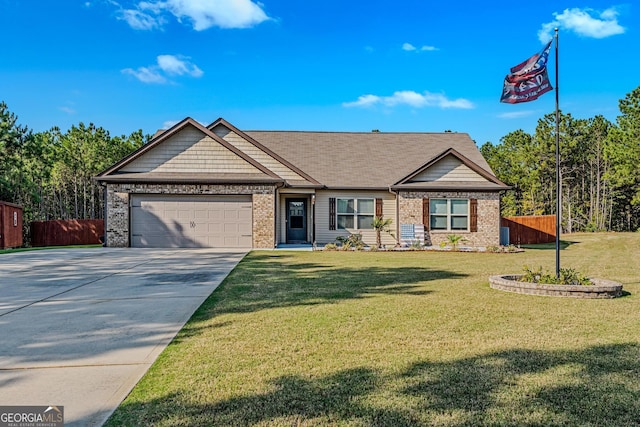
[95,117,509,249]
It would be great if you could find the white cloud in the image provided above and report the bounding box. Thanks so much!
[162,120,180,129]
[122,66,167,84]
[121,54,203,84]
[120,9,165,30]
[344,94,381,108]
[402,43,439,52]
[157,54,203,77]
[387,90,430,107]
[343,90,474,109]
[115,0,270,31]
[497,111,536,119]
[538,7,625,43]
[161,118,205,129]
[402,43,416,51]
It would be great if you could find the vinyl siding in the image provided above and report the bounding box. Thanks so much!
[315,190,396,246]
[121,128,262,174]
[411,155,487,182]
[213,126,308,181]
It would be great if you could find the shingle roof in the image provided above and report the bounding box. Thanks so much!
[96,118,507,191]
[244,131,499,189]
[390,181,508,191]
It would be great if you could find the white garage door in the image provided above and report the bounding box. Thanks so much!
[131,195,252,248]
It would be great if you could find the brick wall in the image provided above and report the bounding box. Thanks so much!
[252,193,275,248]
[105,183,276,248]
[398,191,501,247]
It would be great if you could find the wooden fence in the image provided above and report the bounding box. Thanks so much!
[31,219,104,247]
[501,215,556,245]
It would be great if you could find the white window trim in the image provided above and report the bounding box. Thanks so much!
[430,198,470,232]
[337,198,375,230]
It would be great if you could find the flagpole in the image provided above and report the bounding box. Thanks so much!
[554,28,561,278]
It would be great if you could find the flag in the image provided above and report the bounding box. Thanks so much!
[500,40,553,104]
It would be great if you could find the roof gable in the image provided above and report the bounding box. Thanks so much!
[396,148,503,184]
[208,118,320,185]
[410,155,486,182]
[97,118,279,179]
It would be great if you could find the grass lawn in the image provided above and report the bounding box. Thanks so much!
[106,233,640,426]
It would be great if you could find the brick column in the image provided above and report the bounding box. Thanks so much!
[252,193,275,248]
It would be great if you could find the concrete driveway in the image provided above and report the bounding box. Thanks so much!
[0,247,247,426]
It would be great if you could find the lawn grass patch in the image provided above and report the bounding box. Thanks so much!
[106,233,640,426]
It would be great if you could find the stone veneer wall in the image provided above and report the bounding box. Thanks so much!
[105,183,276,248]
[398,191,501,247]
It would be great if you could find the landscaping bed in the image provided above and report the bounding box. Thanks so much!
[489,274,624,298]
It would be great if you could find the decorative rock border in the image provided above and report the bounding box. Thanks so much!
[489,275,623,299]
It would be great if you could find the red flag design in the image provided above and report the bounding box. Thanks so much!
[500,40,553,104]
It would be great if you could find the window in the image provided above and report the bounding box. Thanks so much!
[337,198,374,229]
[430,199,469,231]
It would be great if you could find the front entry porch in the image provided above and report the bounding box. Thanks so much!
[286,198,307,243]
[275,243,314,250]
[278,192,315,246]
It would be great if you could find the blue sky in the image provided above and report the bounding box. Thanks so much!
[0,1,635,145]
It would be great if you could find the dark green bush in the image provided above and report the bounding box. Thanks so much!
[521,266,593,286]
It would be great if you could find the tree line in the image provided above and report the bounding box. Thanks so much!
[481,85,640,233]
[2,86,639,244]
[0,101,146,242]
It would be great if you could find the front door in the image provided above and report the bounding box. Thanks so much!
[286,199,307,243]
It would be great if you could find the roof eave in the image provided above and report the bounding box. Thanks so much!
[390,183,511,191]
[95,176,284,185]
[284,182,325,189]
[322,186,394,191]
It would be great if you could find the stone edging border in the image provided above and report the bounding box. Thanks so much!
[489,275,623,299]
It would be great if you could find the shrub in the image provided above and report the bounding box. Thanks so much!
[409,240,423,251]
[439,234,468,251]
[521,266,593,286]
[372,217,394,249]
[336,233,366,251]
[487,244,521,253]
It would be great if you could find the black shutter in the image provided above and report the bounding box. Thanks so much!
[329,198,336,230]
